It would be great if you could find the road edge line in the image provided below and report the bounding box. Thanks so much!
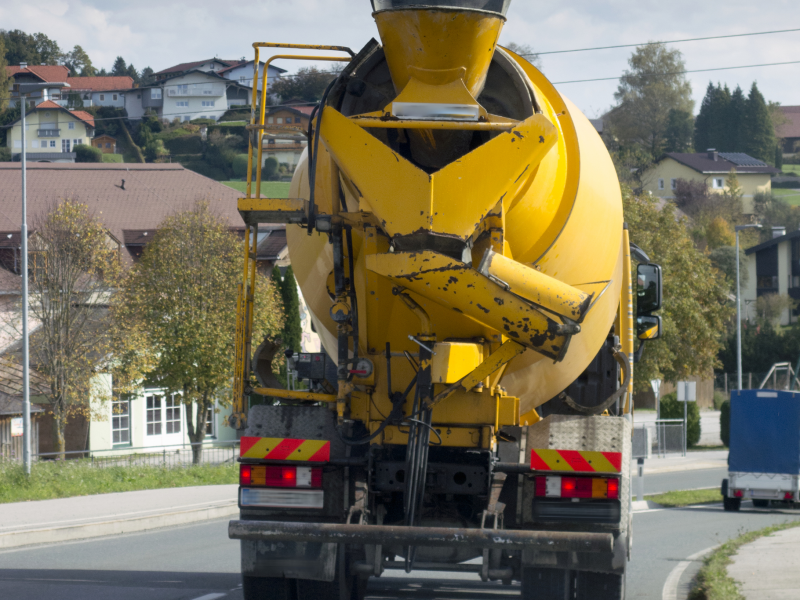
[662,545,719,600]
[0,502,238,550]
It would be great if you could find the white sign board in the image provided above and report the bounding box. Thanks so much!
[11,417,23,437]
[676,381,696,402]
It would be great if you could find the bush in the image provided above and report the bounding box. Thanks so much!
[74,144,103,163]
[163,135,203,154]
[232,153,259,179]
[720,399,731,447]
[190,118,216,126]
[713,391,727,410]
[0,147,11,162]
[262,156,279,181]
[660,392,701,447]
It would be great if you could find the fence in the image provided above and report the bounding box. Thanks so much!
[632,419,686,459]
[714,372,771,394]
[31,441,240,469]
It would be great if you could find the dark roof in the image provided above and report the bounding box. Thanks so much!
[154,59,239,76]
[257,229,287,260]
[122,229,154,245]
[662,152,780,175]
[266,106,312,119]
[777,106,800,139]
[159,68,230,84]
[216,60,287,75]
[0,359,49,400]
[0,391,44,415]
[745,229,800,255]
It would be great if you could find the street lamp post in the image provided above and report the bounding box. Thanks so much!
[735,224,762,392]
[18,82,68,475]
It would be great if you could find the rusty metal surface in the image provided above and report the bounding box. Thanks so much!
[228,520,614,553]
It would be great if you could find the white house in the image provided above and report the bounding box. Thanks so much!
[217,60,286,100]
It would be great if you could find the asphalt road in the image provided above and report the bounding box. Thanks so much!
[2,468,797,600]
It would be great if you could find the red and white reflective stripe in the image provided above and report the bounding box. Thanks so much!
[240,464,323,488]
[534,475,619,500]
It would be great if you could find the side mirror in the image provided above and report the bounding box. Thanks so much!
[637,315,662,340]
[637,263,662,315]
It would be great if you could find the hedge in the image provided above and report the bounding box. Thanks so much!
[164,135,203,154]
[182,161,229,181]
[74,144,103,163]
[208,124,247,138]
[660,392,701,447]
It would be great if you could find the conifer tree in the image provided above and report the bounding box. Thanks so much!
[710,84,731,150]
[727,85,748,152]
[694,82,716,153]
[744,82,776,164]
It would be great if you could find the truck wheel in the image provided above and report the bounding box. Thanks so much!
[575,570,625,600]
[242,576,297,600]
[723,496,741,512]
[753,499,770,508]
[520,567,568,598]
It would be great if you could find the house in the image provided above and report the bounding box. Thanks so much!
[261,105,312,168]
[2,100,95,163]
[643,150,780,214]
[63,76,135,108]
[743,226,800,326]
[5,63,71,109]
[777,106,800,155]
[92,134,117,154]
[0,361,46,461]
[0,162,290,457]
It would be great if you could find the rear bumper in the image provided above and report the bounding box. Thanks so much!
[229,520,614,553]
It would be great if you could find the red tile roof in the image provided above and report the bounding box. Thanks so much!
[69,110,96,128]
[6,65,70,82]
[777,106,800,139]
[65,76,134,92]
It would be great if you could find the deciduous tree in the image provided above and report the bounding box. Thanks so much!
[0,35,10,112]
[664,108,693,153]
[113,203,283,463]
[504,42,542,70]
[63,45,96,76]
[270,67,336,103]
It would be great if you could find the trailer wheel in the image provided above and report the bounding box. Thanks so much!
[723,496,741,512]
[242,576,297,600]
[753,499,770,508]
[520,567,568,598]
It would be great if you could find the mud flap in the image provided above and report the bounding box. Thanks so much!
[241,539,337,582]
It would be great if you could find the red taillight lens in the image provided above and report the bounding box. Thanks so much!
[242,465,323,489]
[785,492,794,500]
[734,489,743,498]
[535,476,547,497]
[240,464,252,486]
[533,475,620,499]
[606,478,619,499]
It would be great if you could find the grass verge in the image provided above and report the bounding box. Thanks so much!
[645,487,722,507]
[221,180,291,198]
[0,460,236,504]
[689,521,800,600]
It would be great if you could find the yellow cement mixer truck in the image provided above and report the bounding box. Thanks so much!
[227,1,663,598]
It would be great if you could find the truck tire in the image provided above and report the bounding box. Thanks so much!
[753,499,770,508]
[575,570,625,600]
[242,576,297,600]
[723,496,741,512]
[520,567,568,598]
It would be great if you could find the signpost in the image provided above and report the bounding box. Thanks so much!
[676,381,696,456]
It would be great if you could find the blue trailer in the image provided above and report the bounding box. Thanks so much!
[722,389,800,511]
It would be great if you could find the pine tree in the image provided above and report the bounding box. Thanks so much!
[710,84,731,150]
[112,56,127,77]
[126,64,139,84]
[279,266,302,354]
[745,82,776,164]
[727,85,748,152]
[694,82,716,153]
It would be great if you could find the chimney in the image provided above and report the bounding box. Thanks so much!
[707,148,718,161]
[20,62,27,69]
[772,226,786,239]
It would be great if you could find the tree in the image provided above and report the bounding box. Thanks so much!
[754,293,795,329]
[693,82,716,153]
[112,56,128,77]
[21,201,120,456]
[270,67,336,103]
[623,186,733,389]
[63,45,96,76]
[74,143,103,162]
[0,30,62,66]
[0,35,10,112]
[606,43,693,158]
[727,85,747,152]
[710,84,732,151]
[126,64,140,84]
[709,245,747,292]
[262,156,278,181]
[140,67,155,86]
[32,32,62,65]
[664,108,693,153]
[660,393,701,446]
[753,191,800,239]
[504,42,542,70]
[113,203,283,463]
[744,82,776,164]
[705,217,735,250]
[279,266,302,354]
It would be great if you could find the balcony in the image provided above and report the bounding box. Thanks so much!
[37,129,60,137]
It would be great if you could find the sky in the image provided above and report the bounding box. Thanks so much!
[1,0,799,118]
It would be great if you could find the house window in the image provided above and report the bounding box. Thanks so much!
[183,115,191,122]
[31,141,38,149]
[239,76,246,83]
[74,139,82,146]
[112,94,118,101]
[112,400,130,445]
[712,178,724,189]
[151,88,162,99]
[177,84,188,95]
[50,140,56,148]
[658,178,664,190]
[277,117,283,124]
[201,100,214,107]
[62,139,71,152]
[99,94,105,101]
[14,140,21,149]
[671,178,677,190]
[146,396,162,436]
[137,94,141,99]
[267,117,274,123]
[44,112,50,117]
[165,396,181,434]
[176,100,189,107]
[205,407,215,437]
[68,122,75,130]
[105,143,111,148]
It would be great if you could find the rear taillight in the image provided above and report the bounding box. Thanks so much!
[534,476,620,500]
[785,492,794,500]
[240,464,322,489]
[734,489,743,498]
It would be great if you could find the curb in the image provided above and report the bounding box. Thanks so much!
[0,501,239,550]
[632,500,662,511]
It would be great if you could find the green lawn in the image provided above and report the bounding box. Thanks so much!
[101,154,124,163]
[773,188,800,206]
[221,181,291,198]
[0,460,236,504]
[781,164,800,176]
[645,488,722,507]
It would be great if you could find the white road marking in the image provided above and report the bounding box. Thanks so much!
[190,594,226,600]
[662,545,719,600]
